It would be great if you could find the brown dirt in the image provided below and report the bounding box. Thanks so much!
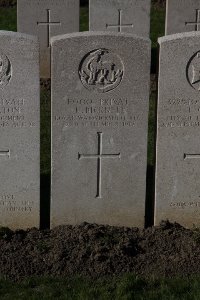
[0,221,200,281]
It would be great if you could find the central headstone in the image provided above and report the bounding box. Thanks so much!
[89,0,151,37]
[51,32,150,228]
[166,0,200,35]
[17,0,80,78]
[156,32,200,228]
[0,31,40,229]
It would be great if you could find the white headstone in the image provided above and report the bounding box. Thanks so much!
[156,32,200,227]
[51,32,151,228]
[0,31,40,229]
[89,0,151,37]
[17,0,80,78]
[166,0,200,35]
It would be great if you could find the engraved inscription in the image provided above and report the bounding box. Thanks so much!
[0,51,11,88]
[54,97,140,128]
[79,49,124,93]
[185,9,200,31]
[0,98,36,128]
[106,9,134,33]
[78,132,121,198]
[0,98,27,128]
[0,197,34,212]
[159,98,200,128]
[37,9,61,48]
[170,202,200,209]
[187,51,200,90]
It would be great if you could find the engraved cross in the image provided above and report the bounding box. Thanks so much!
[0,150,10,157]
[106,9,133,33]
[37,9,61,48]
[184,154,200,163]
[185,9,200,31]
[78,132,121,199]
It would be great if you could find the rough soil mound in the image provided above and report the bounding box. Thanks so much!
[1,221,200,281]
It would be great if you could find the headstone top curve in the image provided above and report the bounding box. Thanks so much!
[0,30,38,41]
[50,31,151,45]
[159,31,200,44]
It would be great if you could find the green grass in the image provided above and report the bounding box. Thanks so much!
[0,7,16,31]
[150,6,166,48]
[1,274,200,299]
[80,7,89,31]
[150,6,165,74]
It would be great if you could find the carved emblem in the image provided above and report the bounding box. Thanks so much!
[0,51,11,88]
[79,49,124,93]
[187,51,200,90]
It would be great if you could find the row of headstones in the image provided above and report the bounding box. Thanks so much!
[17,0,151,78]
[1,28,200,230]
[17,0,200,78]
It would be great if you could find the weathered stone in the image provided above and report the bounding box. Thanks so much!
[166,0,200,35]
[89,0,151,37]
[0,31,40,229]
[17,0,79,78]
[156,32,200,227]
[51,32,151,228]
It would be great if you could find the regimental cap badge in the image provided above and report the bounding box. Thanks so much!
[0,51,11,89]
[187,51,200,91]
[79,48,124,93]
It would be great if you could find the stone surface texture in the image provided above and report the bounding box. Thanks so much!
[156,32,200,227]
[51,32,150,228]
[89,0,150,37]
[0,31,40,229]
[17,0,79,78]
[166,0,200,35]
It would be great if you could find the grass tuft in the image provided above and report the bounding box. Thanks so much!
[1,275,200,299]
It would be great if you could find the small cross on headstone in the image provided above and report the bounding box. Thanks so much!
[106,9,133,33]
[37,9,61,47]
[0,150,10,157]
[78,132,121,199]
[184,153,200,160]
[185,9,200,31]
